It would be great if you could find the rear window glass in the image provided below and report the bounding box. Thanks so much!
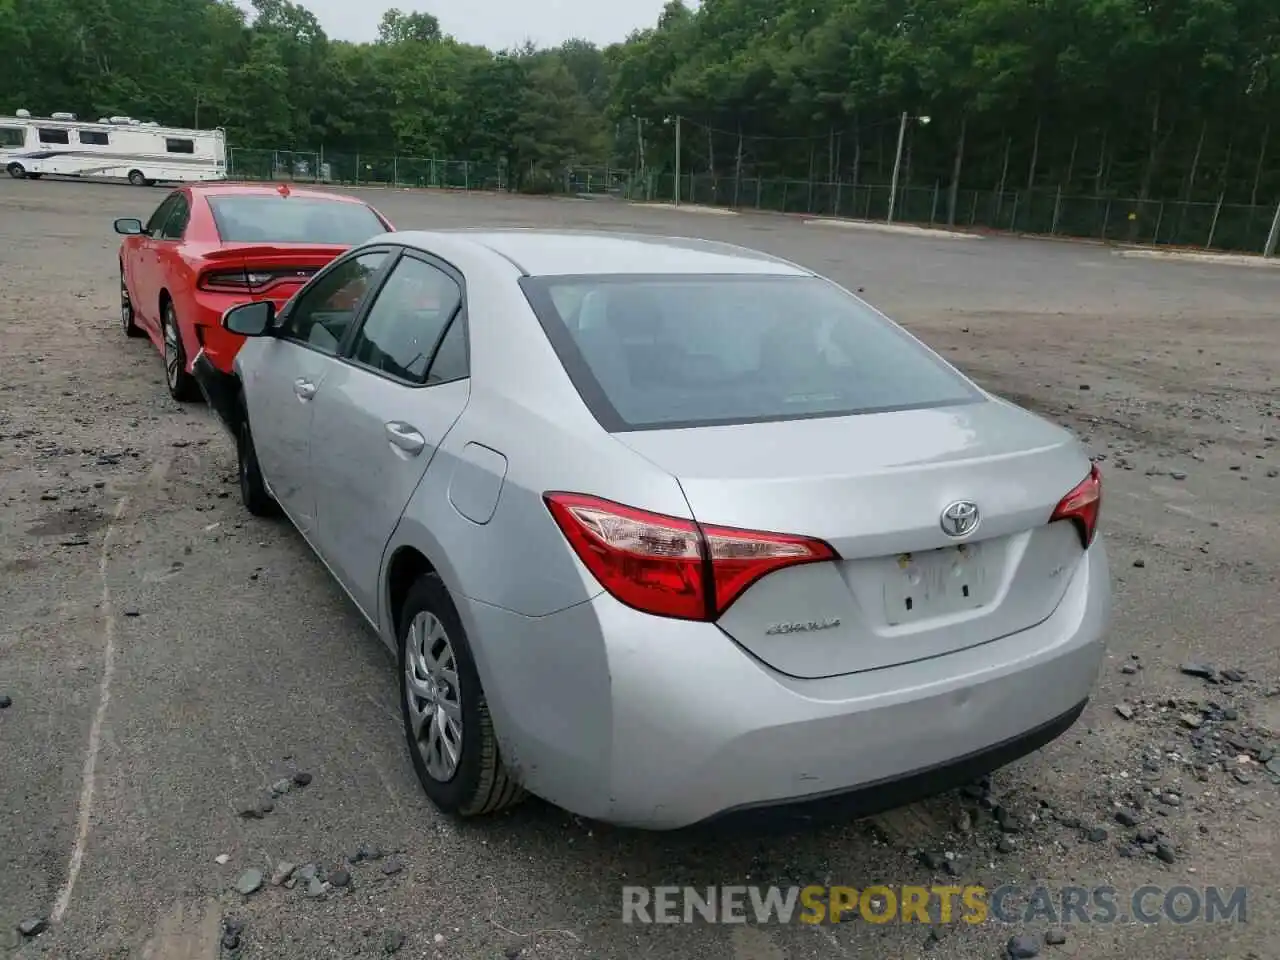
[0,126,25,148]
[520,275,981,431]
[208,196,387,245]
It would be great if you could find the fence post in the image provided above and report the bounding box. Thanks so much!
[756,177,762,208]
[1206,192,1225,250]
[464,161,470,191]
[355,153,360,185]
[1153,202,1165,245]
[930,182,939,224]
[393,156,398,187]
[1051,186,1062,235]
[1101,199,1111,240]
[1009,191,1020,232]
[1265,200,1280,257]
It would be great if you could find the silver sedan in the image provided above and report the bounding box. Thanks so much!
[193,229,1111,830]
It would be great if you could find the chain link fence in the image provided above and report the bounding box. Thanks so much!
[227,147,1280,255]
[627,172,1279,253]
[227,148,630,196]
[227,148,507,191]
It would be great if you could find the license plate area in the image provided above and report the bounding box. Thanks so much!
[883,543,992,626]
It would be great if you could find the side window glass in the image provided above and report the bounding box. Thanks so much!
[426,316,468,383]
[160,196,190,240]
[144,195,179,236]
[279,252,389,355]
[347,257,463,385]
[0,127,25,148]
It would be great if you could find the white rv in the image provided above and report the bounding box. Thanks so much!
[0,110,226,185]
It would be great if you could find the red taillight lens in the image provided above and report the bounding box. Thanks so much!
[1050,464,1103,548]
[701,523,836,613]
[544,492,837,621]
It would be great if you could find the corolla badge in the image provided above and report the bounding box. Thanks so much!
[940,500,981,538]
[765,618,841,636]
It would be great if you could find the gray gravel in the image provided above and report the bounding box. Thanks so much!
[1,179,1277,959]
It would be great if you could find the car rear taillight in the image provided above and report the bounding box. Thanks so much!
[198,267,316,293]
[544,492,837,621]
[1050,464,1102,549]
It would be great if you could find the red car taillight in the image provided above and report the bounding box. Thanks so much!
[1050,463,1103,549]
[544,492,837,621]
[198,267,317,293]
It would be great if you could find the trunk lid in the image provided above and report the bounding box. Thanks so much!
[614,398,1093,678]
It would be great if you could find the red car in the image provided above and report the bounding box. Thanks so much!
[114,183,393,400]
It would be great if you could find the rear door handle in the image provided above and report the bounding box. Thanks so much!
[385,421,426,455]
[293,378,317,401]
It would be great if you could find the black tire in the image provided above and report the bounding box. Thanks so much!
[128,169,147,187]
[161,299,200,402]
[398,574,524,818]
[6,162,26,179]
[120,264,143,338]
[237,416,279,517]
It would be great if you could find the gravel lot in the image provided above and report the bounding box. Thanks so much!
[1,178,1277,960]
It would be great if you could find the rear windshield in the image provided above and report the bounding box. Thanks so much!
[208,196,386,245]
[520,274,981,431]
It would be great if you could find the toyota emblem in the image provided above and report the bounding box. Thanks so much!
[940,500,980,538]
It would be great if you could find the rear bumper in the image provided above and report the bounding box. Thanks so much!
[697,697,1087,833]
[459,540,1110,830]
[191,350,241,438]
[189,295,250,374]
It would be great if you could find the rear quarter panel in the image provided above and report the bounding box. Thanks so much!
[387,387,691,794]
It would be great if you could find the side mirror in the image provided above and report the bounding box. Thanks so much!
[114,218,144,236]
[222,301,275,337]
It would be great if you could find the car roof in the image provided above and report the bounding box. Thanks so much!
[387,229,813,277]
[189,183,371,205]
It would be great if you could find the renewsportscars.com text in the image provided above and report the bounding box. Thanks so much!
[621,884,1248,926]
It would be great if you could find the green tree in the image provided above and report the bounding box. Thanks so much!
[4,0,1277,210]
[377,8,442,45]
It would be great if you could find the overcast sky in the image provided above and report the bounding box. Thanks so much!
[237,0,672,50]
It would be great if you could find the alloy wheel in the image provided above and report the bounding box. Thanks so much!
[120,273,133,332]
[404,610,464,782]
[163,311,181,390]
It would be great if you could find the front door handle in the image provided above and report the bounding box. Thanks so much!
[293,378,317,401]
[385,421,426,456]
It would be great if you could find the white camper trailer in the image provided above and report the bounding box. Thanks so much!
[0,110,226,185]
